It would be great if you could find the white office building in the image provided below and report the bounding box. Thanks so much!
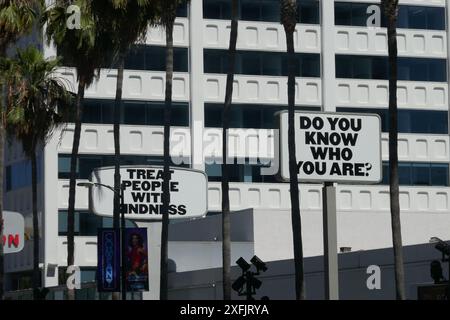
[3,0,450,298]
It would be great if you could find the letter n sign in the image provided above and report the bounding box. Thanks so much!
[97,229,120,292]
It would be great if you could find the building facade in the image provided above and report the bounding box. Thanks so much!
[3,0,450,298]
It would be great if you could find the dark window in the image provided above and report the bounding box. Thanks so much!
[58,154,187,180]
[4,157,43,191]
[431,164,449,186]
[205,160,278,183]
[336,108,448,134]
[381,162,449,186]
[80,99,189,126]
[205,103,320,128]
[176,2,188,17]
[58,211,137,236]
[203,0,320,24]
[124,45,188,72]
[203,0,231,19]
[334,2,445,30]
[205,49,320,77]
[336,55,447,82]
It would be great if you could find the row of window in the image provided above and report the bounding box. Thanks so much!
[58,154,187,180]
[80,100,189,126]
[204,49,320,77]
[124,45,188,72]
[63,45,447,82]
[336,108,448,135]
[381,162,449,186]
[205,104,319,128]
[335,2,445,30]
[336,55,447,82]
[57,153,449,187]
[203,0,445,31]
[203,0,319,24]
[71,99,448,135]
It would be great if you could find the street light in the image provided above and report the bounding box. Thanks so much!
[78,181,127,300]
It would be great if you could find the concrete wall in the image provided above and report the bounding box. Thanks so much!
[168,242,450,300]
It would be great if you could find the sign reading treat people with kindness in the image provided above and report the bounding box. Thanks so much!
[280,111,382,183]
[89,166,208,220]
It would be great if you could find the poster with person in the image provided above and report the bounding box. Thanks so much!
[125,228,149,291]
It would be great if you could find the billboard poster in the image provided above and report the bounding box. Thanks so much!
[280,111,382,183]
[125,228,149,291]
[97,228,120,292]
[89,166,208,220]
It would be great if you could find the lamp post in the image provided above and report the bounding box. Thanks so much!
[78,181,127,300]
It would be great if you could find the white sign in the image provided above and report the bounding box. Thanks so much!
[280,111,382,183]
[89,166,208,220]
[2,211,25,254]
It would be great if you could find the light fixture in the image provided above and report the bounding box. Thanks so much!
[250,255,267,273]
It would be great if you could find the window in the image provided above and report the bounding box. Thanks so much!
[336,55,447,82]
[124,45,188,72]
[203,0,320,24]
[58,211,137,236]
[81,99,189,126]
[204,49,320,77]
[205,104,320,129]
[335,2,445,30]
[381,162,449,186]
[205,160,278,183]
[4,157,43,192]
[58,154,187,180]
[176,2,188,17]
[336,108,448,134]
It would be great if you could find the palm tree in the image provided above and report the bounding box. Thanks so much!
[0,0,38,300]
[221,0,238,300]
[92,0,157,298]
[381,0,405,300]
[3,47,71,300]
[43,0,112,300]
[281,0,305,300]
[155,0,186,301]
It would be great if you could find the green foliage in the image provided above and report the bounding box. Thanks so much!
[92,0,159,59]
[280,0,297,33]
[43,0,111,86]
[2,46,73,157]
[0,0,42,54]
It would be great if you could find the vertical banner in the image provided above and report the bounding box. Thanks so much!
[97,228,120,292]
[125,228,149,291]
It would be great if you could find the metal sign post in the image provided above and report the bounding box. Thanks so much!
[279,111,382,300]
[322,182,339,300]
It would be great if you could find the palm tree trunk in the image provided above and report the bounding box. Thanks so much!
[286,27,305,301]
[282,0,305,300]
[160,18,175,301]
[114,56,124,229]
[221,0,238,301]
[113,53,125,300]
[31,148,40,300]
[385,2,406,300]
[66,79,85,301]
[0,117,4,300]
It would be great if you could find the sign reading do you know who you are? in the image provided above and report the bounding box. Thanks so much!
[89,166,208,220]
[280,111,382,183]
